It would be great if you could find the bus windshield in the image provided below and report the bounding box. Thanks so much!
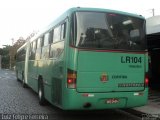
[72,12,146,50]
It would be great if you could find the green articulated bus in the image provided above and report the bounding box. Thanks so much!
[16,7,148,110]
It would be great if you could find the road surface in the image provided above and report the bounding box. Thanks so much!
[0,69,141,120]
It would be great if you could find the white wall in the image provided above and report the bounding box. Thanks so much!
[146,15,160,34]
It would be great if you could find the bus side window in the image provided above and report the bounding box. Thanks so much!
[40,36,44,59]
[50,23,65,58]
[49,30,53,44]
[50,26,59,58]
[53,26,61,43]
[42,33,50,59]
[17,48,26,62]
[29,40,36,60]
[29,43,33,60]
[18,51,21,61]
[16,53,19,62]
[37,38,42,48]
[44,33,50,46]
[36,38,42,60]
[49,29,55,58]
[61,23,66,40]
[41,36,44,47]
[50,26,60,58]
[22,48,26,61]
[48,30,53,58]
[18,52,21,62]
[32,40,37,60]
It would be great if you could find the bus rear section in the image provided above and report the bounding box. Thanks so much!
[63,49,148,110]
[76,51,147,93]
[62,9,148,110]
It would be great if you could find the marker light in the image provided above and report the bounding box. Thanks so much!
[145,73,149,87]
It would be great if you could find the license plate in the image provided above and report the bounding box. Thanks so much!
[106,98,119,104]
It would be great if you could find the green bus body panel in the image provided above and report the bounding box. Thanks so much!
[27,58,64,104]
[62,89,148,110]
[63,47,148,109]
[28,61,38,92]
[77,50,145,92]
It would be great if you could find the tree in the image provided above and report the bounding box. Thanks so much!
[2,31,37,69]
[9,37,26,69]
[0,45,10,68]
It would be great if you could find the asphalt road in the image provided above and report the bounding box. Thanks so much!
[0,69,141,120]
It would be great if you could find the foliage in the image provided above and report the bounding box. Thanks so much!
[0,46,10,68]
[0,31,37,69]
[9,37,26,69]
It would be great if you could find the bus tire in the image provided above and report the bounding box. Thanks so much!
[38,77,46,105]
[22,73,27,88]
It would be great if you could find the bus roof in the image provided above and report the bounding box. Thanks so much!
[68,7,144,19]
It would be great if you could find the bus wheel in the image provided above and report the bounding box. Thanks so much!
[22,73,27,88]
[38,78,46,105]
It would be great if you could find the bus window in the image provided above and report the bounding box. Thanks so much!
[33,40,37,51]
[73,12,146,50]
[49,30,54,44]
[61,23,66,40]
[37,38,42,48]
[17,47,26,62]
[22,48,26,61]
[35,38,42,60]
[41,36,44,47]
[17,52,20,62]
[53,26,61,42]
[44,33,50,46]
[16,52,19,62]
[41,33,50,59]
[29,43,33,60]
[70,13,76,46]
[30,41,36,60]
[49,30,53,44]
[49,24,65,58]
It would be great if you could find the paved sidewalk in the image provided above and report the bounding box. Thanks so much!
[134,101,160,114]
[132,89,160,118]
